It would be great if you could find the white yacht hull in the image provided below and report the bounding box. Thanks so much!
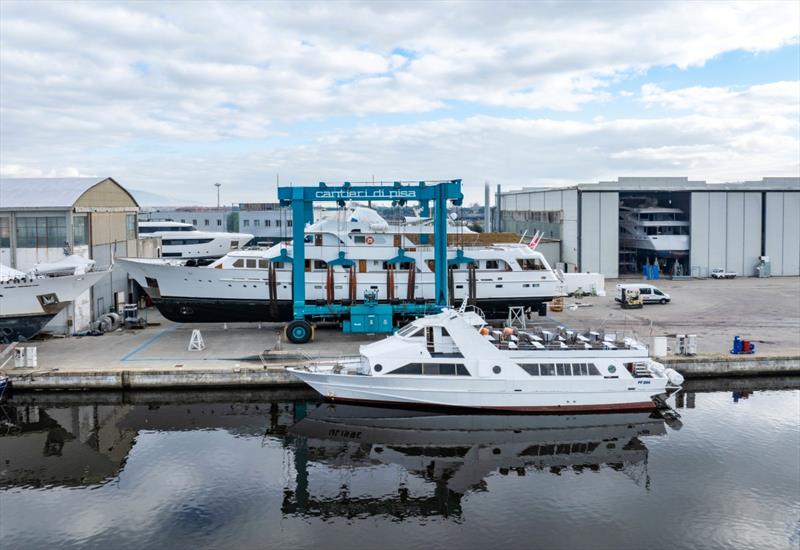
[119,258,562,322]
[288,368,667,412]
[619,235,689,254]
[0,270,108,343]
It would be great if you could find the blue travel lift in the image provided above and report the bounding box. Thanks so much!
[276,180,466,343]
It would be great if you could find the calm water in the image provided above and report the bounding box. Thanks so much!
[1,380,798,550]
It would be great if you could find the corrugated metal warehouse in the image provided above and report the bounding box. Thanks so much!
[0,177,159,333]
[497,177,800,278]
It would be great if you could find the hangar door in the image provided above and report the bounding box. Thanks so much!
[579,192,618,278]
[765,192,800,276]
[691,192,762,277]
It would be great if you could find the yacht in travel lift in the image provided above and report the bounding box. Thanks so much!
[119,206,568,323]
[287,305,684,412]
[138,221,253,260]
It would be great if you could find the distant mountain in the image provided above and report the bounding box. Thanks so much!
[130,189,198,207]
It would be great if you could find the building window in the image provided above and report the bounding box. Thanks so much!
[243,220,250,227]
[192,219,197,226]
[0,217,10,247]
[254,219,261,226]
[126,213,136,240]
[276,220,281,227]
[217,219,222,226]
[264,219,271,227]
[16,216,66,248]
[204,220,210,226]
[73,214,89,246]
[287,220,292,227]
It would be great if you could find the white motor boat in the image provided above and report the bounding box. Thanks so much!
[0,258,109,344]
[120,206,567,323]
[138,221,253,260]
[287,306,684,412]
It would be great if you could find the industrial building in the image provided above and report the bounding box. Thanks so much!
[497,177,800,278]
[0,177,159,333]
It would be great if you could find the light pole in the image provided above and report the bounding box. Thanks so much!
[214,182,221,208]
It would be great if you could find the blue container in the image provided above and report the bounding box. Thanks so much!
[731,336,743,354]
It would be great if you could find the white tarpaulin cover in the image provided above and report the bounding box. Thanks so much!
[0,264,26,280]
[32,254,96,276]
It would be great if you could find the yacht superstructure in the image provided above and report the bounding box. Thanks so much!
[619,205,690,257]
[138,221,253,260]
[288,306,683,412]
[120,207,566,323]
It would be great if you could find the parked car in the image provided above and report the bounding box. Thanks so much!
[710,268,737,279]
[615,283,671,305]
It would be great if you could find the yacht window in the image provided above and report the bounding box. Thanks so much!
[540,364,556,376]
[387,363,470,376]
[274,262,284,269]
[519,364,539,376]
[485,260,499,269]
[396,324,421,337]
[556,363,571,376]
[587,363,601,376]
[232,259,245,268]
[246,259,257,268]
[517,259,546,270]
[314,260,327,270]
[353,235,366,244]
[573,363,589,376]
[258,259,268,269]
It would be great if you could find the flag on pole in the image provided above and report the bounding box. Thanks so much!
[528,230,542,251]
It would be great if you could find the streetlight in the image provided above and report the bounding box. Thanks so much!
[214,182,221,208]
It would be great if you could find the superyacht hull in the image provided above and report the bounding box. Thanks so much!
[151,295,551,323]
[0,270,108,343]
[119,258,560,323]
[0,312,61,344]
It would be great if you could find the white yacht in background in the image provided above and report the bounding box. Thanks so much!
[0,257,109,344]
[619,204,690,257]
[288,306,683,412]
[119,207,567,323]
[138,221,253,260]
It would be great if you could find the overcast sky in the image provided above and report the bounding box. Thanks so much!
[1,1,798,205]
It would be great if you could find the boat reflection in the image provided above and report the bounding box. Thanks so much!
[0,390,317,488]
[283,404,673,518]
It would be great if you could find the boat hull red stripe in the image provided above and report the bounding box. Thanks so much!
[322,396,657,414]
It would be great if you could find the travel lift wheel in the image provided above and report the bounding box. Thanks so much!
[286,319,313,344]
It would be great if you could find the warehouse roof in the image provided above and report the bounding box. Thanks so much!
[0,177,138,210]
[502,176,800,195]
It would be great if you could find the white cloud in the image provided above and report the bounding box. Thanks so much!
[0,1,798,202]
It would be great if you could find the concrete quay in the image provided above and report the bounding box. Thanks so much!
[1,277,797,391]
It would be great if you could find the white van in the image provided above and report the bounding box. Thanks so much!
[615,283,671,305]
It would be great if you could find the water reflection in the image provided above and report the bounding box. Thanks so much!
[0,389,317,488]
[283,404,672,519]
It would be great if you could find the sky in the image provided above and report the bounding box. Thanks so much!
[1,1,798,205]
